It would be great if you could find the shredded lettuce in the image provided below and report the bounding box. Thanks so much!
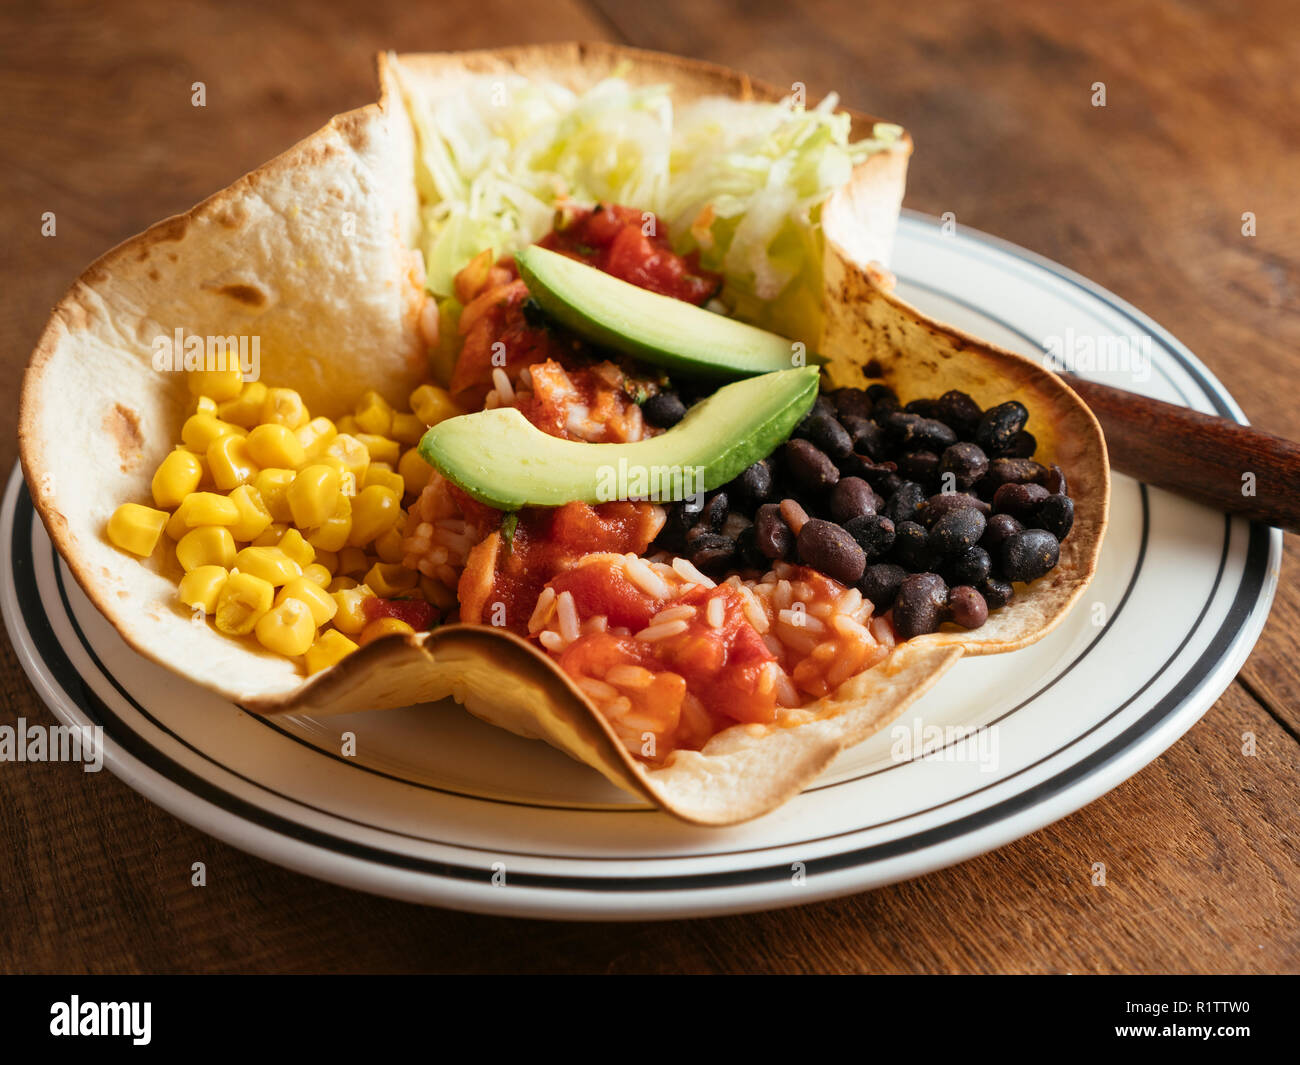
[391,57,903,343]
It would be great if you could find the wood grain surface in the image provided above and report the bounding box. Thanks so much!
[1,0,1296,974]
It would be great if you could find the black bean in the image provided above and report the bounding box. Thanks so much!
[867,384,899,411]
[904,397,939,418]
[898,450,940,483]
[948,586,989,629]
[797,519,867,585]
[884,411,958,453]
[755,504,795,560]
[979,576,1014,609]
[735,524,765,570]
[1035,493,1075,540]
[933,390,983,437]
[830,477,877,523]
[892,520,935,571]
[641,392,687,428]
[1045,464,1068,495]
[840,415,886,460]
[980,513,1023,553]
[1000,529,1061,582]
[690,533,738,577]
[830,388,873,421]
[720,512,753,541]
[920,491,990,527]
[993,482,1050,523]
[782,438,840,492]
[975,401,1029,455]
[893,573,949,639]
[945,545,992,587]
[853,459,901,495]
[699,491,729,531]
[939,441,989,491]
[729,459,774,509]
[806,413,854,460]
[928,507,987,557]
[1002,430,1037,458]
[656,503,693,553]
[986,457,1050,489]
[843,514,896,559]
[883,481,927,525]
[795,396,838,436]
[859,563,908,610]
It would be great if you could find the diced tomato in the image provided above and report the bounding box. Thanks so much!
[363,596,439,630]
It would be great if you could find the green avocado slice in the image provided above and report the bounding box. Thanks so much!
[515,245,825,378]
[418,366,820,510]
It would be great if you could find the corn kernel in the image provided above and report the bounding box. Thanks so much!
[335,415,359,436]
[295,417,338,462]
[207,433,259,490]
[233,546,302,587]
[276,527,315,568]
[337,546,369,576]
[227,484,273,542]
[302,563,333,588]
[353,390,394,436]
[107,503,169,556]
[150,449,204,509]
[364,562,418,598]
[323,435,369,482]
[215,571,275,635]
[363,464,405,497]
[347,485,401,547]
[398,448,433,496]
[217,381,268,428]
[260,387,309,429]
[359,617,416,646]
[252,521,289,546]
[188,367,245,402]
[420,575,457,610]
[167,492,240,539]
[253,468,296,523]
[305,630,359,674]
[276,577,337,626]
[306,494,351,553]
[373,526,406,565]
[330,583,373,634]
[176,526,237,571]
[195,395,218,415]
[409,384,460,427]
[181,413,245,452]
[254,598,316,656]
[286,465,341,529]
[355,433,401,468]
[312,548,338,574]
[389,412,425,446]
[178,565,228,615]
[247,423,307,470]
[328,576,359,593]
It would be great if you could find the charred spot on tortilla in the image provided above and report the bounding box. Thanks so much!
[217,283,268,307]
[103,403,143,472]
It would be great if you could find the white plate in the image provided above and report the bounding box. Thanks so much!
[2,211,1280,920]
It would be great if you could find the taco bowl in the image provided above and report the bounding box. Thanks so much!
[18,43,1107,826]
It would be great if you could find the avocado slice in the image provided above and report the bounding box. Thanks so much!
[515,245,825,378]
[419,366,820,510]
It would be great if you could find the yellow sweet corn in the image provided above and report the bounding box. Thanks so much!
[353,390,393,436]
[301,563,333,588]
[287,465,341,529]
[295,417,338,462]
[364,562,418,598]
[355,433,401,468]
[176,526,237,571]
[167,492,239,539]
[246,423,306,470]
[254,599,316,657]
[306,494,351,553]
[335,415,359,436]
[207,433,259,491]
[409,384,460,427]
[233,546,301,587]
[420,575,457,611]
[177,565,228,615]
[363,464,404,497]
[260,387,309,429]
[188,368,244,402]
[181,412,244,452]
[330,583,373,634]
[253,468,296,523]
[389,412,425,446]
[373,526,406,565]
[214,571,275,635]
[359,617,416,646]
[323,434,369,482]
[304,630,359,674]
[337,546,369,576]
[217,381,268,428]
[347,485,401,547]
[276,577,337,626]
[398,448,432,496]
[312,548,338,574]
[194,395,218,415]
[276,527,315,568]
[328,576,359,592]
[107,503,169,557]
[251,521,289,546]
[227,484,273,542]
[151,449,203,509]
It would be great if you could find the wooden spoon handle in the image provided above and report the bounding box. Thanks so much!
[1066,376,1300,531]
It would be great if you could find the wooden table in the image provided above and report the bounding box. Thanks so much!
[2,0,1296,974]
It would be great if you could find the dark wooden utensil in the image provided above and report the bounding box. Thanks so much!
[1066,376,1300,531]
